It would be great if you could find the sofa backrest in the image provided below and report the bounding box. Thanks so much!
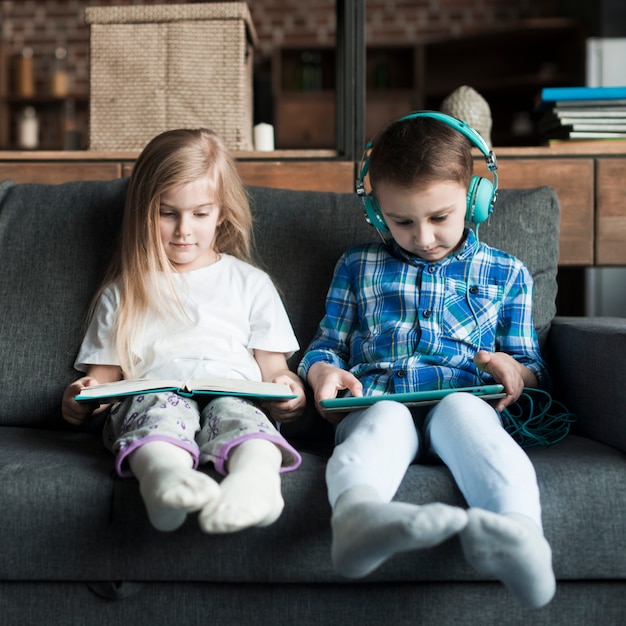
[0,179,128,428]
[0,179,559,430]
[249,185,560,356]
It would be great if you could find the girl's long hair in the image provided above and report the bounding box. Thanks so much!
[98,128,252,378]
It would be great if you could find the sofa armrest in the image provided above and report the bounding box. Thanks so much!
[548,316,626,453]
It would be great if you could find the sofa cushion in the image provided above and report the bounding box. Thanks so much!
[0,179,127,428]
[0,427,623,584]
[479,186,560,348]
[248,185,559,354]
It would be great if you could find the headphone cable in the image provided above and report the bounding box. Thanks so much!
[501,388,576,447]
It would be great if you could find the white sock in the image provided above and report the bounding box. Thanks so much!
[459,508,556,608]
[129,441,220,532]
[331,486,469,578]
[199,438,285,534]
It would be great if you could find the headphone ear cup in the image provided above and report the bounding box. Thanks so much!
[466,176,495,225]
[364,195,389,232]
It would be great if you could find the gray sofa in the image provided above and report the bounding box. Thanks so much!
[0,178,624,625]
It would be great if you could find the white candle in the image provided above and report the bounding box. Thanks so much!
[254,123,275,151]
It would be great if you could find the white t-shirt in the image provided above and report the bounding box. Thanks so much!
[75,254,299,381]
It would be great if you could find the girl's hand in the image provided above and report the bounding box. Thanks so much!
[264,372,306,423]
[255,350,306,423]
[62,364,121,426]
[307,362,363,424]
[62,376,102,426]
[473,350,537,411]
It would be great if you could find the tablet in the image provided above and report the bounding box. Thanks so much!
[318,384,506,412]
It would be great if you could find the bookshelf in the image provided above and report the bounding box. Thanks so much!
[273,44,415,149]
[0,43,89,150]
[272,19,586,149]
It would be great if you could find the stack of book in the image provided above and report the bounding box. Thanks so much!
[535,86,626,143]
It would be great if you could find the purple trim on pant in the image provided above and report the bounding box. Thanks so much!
[114,434,200,478]
[211,432,302,476]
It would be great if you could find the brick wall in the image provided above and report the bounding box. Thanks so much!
[1,0,561,96]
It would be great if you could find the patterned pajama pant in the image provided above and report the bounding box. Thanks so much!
[103,392,302,478]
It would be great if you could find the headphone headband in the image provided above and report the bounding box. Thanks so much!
[397,111,493,162]
[357,110,498,232]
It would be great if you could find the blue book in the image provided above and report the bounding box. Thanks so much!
[538,86,626,107]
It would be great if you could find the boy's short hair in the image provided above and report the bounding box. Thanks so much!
[369,116,474,193]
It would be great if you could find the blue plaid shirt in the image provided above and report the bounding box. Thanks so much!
[298,229,549,395]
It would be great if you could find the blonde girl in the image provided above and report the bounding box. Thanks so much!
[62,128,306,533]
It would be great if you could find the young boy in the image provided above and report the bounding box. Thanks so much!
[298,112,556,608]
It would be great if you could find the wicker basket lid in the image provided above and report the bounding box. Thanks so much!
[85,2,257,45]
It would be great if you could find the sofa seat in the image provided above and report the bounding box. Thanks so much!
[1,427,623,586]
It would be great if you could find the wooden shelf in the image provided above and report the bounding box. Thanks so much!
[272,19,585,149]
[0,44,89,150]
[4,93,88,104]
[0,150,355,193]
[2,142,626,266]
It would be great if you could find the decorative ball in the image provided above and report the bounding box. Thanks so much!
[441,85,493,147]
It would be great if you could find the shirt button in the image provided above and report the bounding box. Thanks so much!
[397,369,406,378]
[469,285,479,294]
[428,266,435,273]
[423,310,432,318]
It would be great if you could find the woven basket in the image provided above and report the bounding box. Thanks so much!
[85,3,257,151]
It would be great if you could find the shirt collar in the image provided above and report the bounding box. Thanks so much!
[388,227,478,268]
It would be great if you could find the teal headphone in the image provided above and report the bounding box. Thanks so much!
[356,111,499,232]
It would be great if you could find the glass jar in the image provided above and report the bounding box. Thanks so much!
[17,106,39,150]
[15,47,35,97]
[51,47,69,97]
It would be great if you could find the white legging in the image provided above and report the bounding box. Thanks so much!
[326,392,543,530]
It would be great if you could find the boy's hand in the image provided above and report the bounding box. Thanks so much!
[264,372,306,423]
[307,362,363,424]
[62,376,102,426]
[473,350,537,411]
